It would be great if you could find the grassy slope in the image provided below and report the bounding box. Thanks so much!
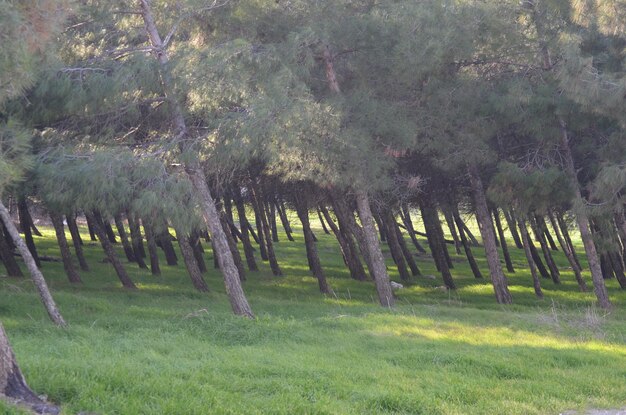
[1,214,625,414]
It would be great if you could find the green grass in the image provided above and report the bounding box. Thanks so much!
[1,215,626,414]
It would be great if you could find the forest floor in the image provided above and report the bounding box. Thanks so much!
[1,216,626,414]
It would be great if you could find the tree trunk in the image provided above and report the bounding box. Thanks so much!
[0,201,66,326]
[443,207,462,255]
[399,205,427,253]
[126,213,147,269]
[66,211,89,271]
[139,0,253,318]
[223,195,239,242]
[538,216,559,251]
[88,211,136,289]
[114,214,136,263]
[321,205,368,281]
[250,181,281,276]
[143,219,161,276]
[86,215,97,241]
[609,251,626,289]
[267,200,279,243]
[233,189,259,271]
[355,191,395,307]
[421,202,455,289]
[103,219,117,244]
[390,212,421,277]
[453,205,483,279]
[175,228,209,292]
[49,212,82,284]
[468,165,512,304]
[251,195,268,261]
[559,120,610,308]
[294,198,331,294]
[0,225,22,277]
[503,209,524,249]
[190,231,207,273]
[317,208,331,235]
[460,217,480,247]
[157,223,178,266]
[373,212,387,242]
[220,213,246,281]
[380,210,411,282]
[548,211,587,291]
[276,201,295,242]
[517,216,543,298]
[0,323,60,414]
[529,234,551,279]
[531,215,560,284]
[492,207,515,273]
[557,211,582,270]
[17,198,40,268]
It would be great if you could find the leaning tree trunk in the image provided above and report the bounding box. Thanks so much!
[531,215,560,284]
[49,212,82,284]
[559,121,610,308]
[294,197,331,294]
[0,226,23,277]
[114,214,136,263]
[233,189,259,271]
[492,207,515,273]
[87,211,136,290]
[17,198,40,268]
[421,202,456,289]
[190,231,207,273]
[504,209,523,249]
[143,218,161,276]
[139,0,253,318]
[379,210,411,282]
[66,211,89,271]
[126,213,147,270]
[175,228,209,292]
[453,205,483,279]
[517,216,543,298]
[467,165,512,304]
[250,181,281,276]
[443,207,462,255]
[355,190,395,308]
[548,211,587,291]
[0,323,60,414]
[219,213,246,281]
[399,205,427,254]
[276,201,294,242]
[391,217,421,276]
[0,201,66,326]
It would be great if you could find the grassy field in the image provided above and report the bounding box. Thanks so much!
[1,215,626,414]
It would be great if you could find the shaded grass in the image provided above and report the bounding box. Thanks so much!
[0,216,625,414]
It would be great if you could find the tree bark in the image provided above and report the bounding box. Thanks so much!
[531,215,560,284]
[233,189,259,271]
[220,212,246,281]
[114,214,136,263]
[17,198,40,268]
[139,0,253,318]
[380,210,411,282]
[321,205,368,281]
[468,165,512,304]
[517,216,543,298]
[190,231,207,273]
[556,211,582,270]
[103,220,117,244]
[294,197,331,294]
[126,213,147,269]
[276,201,295,242]
[250,181,281,276]
[492,207,515,273]
[355,191,395,307]
[66,211,89,271]
[251,195,268,261]
[548,211,587,291]
[390,212,421,277]
[175,228,209,292]
[267,200,279,243]
[399,205,427,253]
[143,219,161,276]
[443,207,462,255]
[157,223,178,266]
[421,201,455,289]
[86,215,97,241]
[0,323,60,414]
[529,234,551,280]
[453,205,483,279]
[0,201,66,326]
[0,225,22,277]
[88,211,136,289]
[503,209,524,249]
[49,212,82,284]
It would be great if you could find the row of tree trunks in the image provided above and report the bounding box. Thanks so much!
[420,201,456,289]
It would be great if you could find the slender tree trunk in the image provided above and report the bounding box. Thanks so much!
[537,215,558,251]
[0,201,66,326]
[373,212,387,242]
[453,205,483,279]
[317,208,331,235]
[355,191,395,307]
[294,197,331,294]
[50,212,82,284]
[558,121,610,307]
[233,189,259,271]
[421,202,455,289]
[104,219,117,244]
[66,211,89,271]
[267,200,278,243]
[190,231,207,273]
[492,207,515,273]
[468,165,512,304]
[504,209,523,249]
[139,0,253,318]
[390,212,421,277]
[157,221,178,266]
[420,202,442,272]
[460,218,480,247]
[223,195,239,242]
[548,211,587,291]
[88,211,136,289]
[443,207,462,255]
[531,215,560,284]
[220,213,246,281]
[380,210,411,282]
[518,216,543,298]
[86,215,97,241]
[175,228,209,292]
[17,198,40,268]
[529,235,551,279]
[321,205,368,281]
[399,205,427,253]
[114,214,136,263]
[251,195,268,261]
[609,251,626,289]
[127,213,147,269]
[143,219,161,276]
[557,211,582,270]
[0,323,60,413]
[0,226,22,277]
[250,181,281,276]
[276,201,294,242]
